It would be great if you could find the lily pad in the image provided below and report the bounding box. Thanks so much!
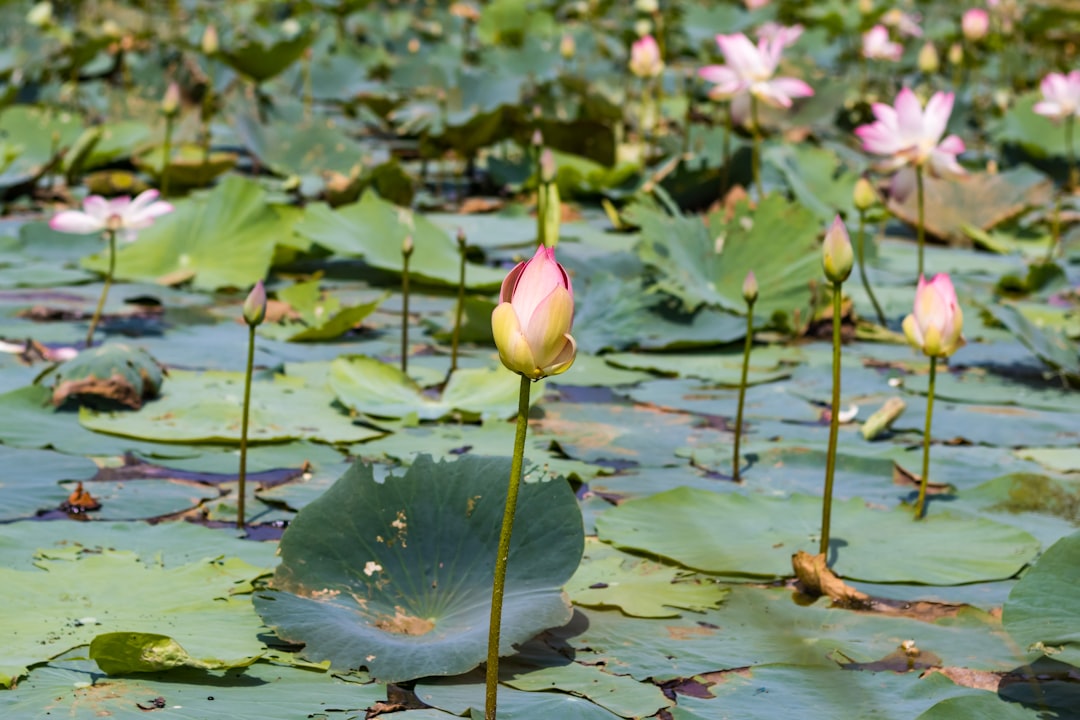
[1002,530,1080,668]
[80,369,385,445]
[82,176,293,291]
[265,281,387,342]
[0,550,268,687]
[330,356,534,422]
[596,489,1040,584]
[254,455,584,683]
[984,302,1080,378]
[0,446,98,520]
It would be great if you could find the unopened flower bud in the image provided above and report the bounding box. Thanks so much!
[456,227,467,250]
[853,177,878,211]
[742,271,758,305]
[202,24,219,55]
[902,273,966,357]
[858,0,874,14]
[822,216,854,283]
[161,81,181,117]
[560,34,575,59]
[918,42,939,74]
[947,42,963,67]
[531,129,543,149]
[243,281,267,327]
[961,9,989,42]
[635,0,659,12]
[540,148,557,184]
[27,1,53,27]
[402,235,414,257]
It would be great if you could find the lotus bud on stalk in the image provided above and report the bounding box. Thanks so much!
[819,217,853,557]
[902,274,965,519]
[917,42,939,75]
[852,178,886,325]
[485,244,576,720]
[160,82,181,196]
[400,235,414,374]
[559,33,575,61]
[201,24,219,55]
[200,25,219,165]
[732,271,758,481]
[961,9,989,43]
[237,280,267,530]
[538,149,561,250]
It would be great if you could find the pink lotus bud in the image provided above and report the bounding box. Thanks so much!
[202,25,219,55]
[853,177,878,211]
[961,9,989,42]
[161,81,181,117]
[742,271,758,304]
[629,35,664,79]
[243,280,267,327]
[902,274,966,357]
[491,245,576,380]
[822,216,853,284]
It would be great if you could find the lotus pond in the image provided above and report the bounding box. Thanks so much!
[0,0,1078,718]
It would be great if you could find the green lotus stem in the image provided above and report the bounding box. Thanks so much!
[640,80,652,160]
[916,165,925,279]
[722,101,732,191]
[1067,114,1078,192]
[401,239,413,374]
[733,301,754,481]
[450,233,467,374]
[856,209,887,326]
[85,229,116,348]
[819,282,843,556]
[485,374,532,720]
[1049,193,1061,263]
[237,323,256,530]
[915,356,937,520]
[302,50,313,122]
[201,73,214,167]
[162,115,175,197]
[750,95,763,199]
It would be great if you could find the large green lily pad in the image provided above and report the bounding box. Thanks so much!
[596,489,1040,584]
[0,446,99,520]
[80,370,384,445]
[254,455,584,683]
[1002,530,1080,668]
[0,550,268,687]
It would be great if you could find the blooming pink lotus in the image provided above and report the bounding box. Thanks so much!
[697,31,814,108]
[862,25,903,62]
[756,22,803,50]
[961,8,989,41]
[491,245,576,380]
[1034,71,1080,121]
[855,88,966,179]
[902,274,966,358]
[629,35,664,79]
[50,190,174,242]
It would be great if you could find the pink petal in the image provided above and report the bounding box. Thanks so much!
[923,92,954,142]
[49,210,105,235]
[894,88,925,144]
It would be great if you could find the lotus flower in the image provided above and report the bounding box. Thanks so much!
[1033,71,1080,121]
[902,274,966,358]
[629,35,664,79]
[697,31,814,108]
[862,25,903,62]
[756,22,803,50]
[50,190,174,242]
[855,88,966,179]
[961,8,989,41]
[882,8,923,37]
[491,245,576,380]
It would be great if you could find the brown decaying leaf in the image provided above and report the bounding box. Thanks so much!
[892,462,954,494]
[791,551,871,607]
[53,373,145,409]
[458,196,504,214]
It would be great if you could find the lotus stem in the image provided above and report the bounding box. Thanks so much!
[450,232,467,374]
[237,323,256,529]
[750,95,763,199]
[401,239,413,374]
[733,301,755,481]
[85,230,116,348]
[162,115,175,197]
[856,208,887,326]
[201,71,214,167]
[916,165,925,279]
[722,101,732,192]
[302,49,313,122]
[485,374,532,720]
[915,356,937,520]
[820,282,843,556]
[1067,114,1078,192]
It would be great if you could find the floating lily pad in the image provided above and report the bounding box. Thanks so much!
[330,356,533,422]
[80,369,384,445]
[1003,530,1080,668]
[984,302,1080,378]
[0,446,98,520]
[263,281,387,342]
[254,455,584,683]
[596,489,1040,584]
[0,550,268,687]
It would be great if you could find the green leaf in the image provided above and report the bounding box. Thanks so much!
[221,27,316,83]
[0,550,268,687]
[1003,530,1080,668]
[50,343,165,409]
[635,195,822,332]
[89,631,260,675]
[266,281,388,342]
[294,192,506,289]
[989,92,1071,159]
[765,144,861,223]
[0,446,98,521]
[330,356,534,422]
[80,369,385,445]
[83,176,291,291]
[566,538,729,618]
[984,303,1080,377]
[254,455,584,683]
[596,489,1040,584]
